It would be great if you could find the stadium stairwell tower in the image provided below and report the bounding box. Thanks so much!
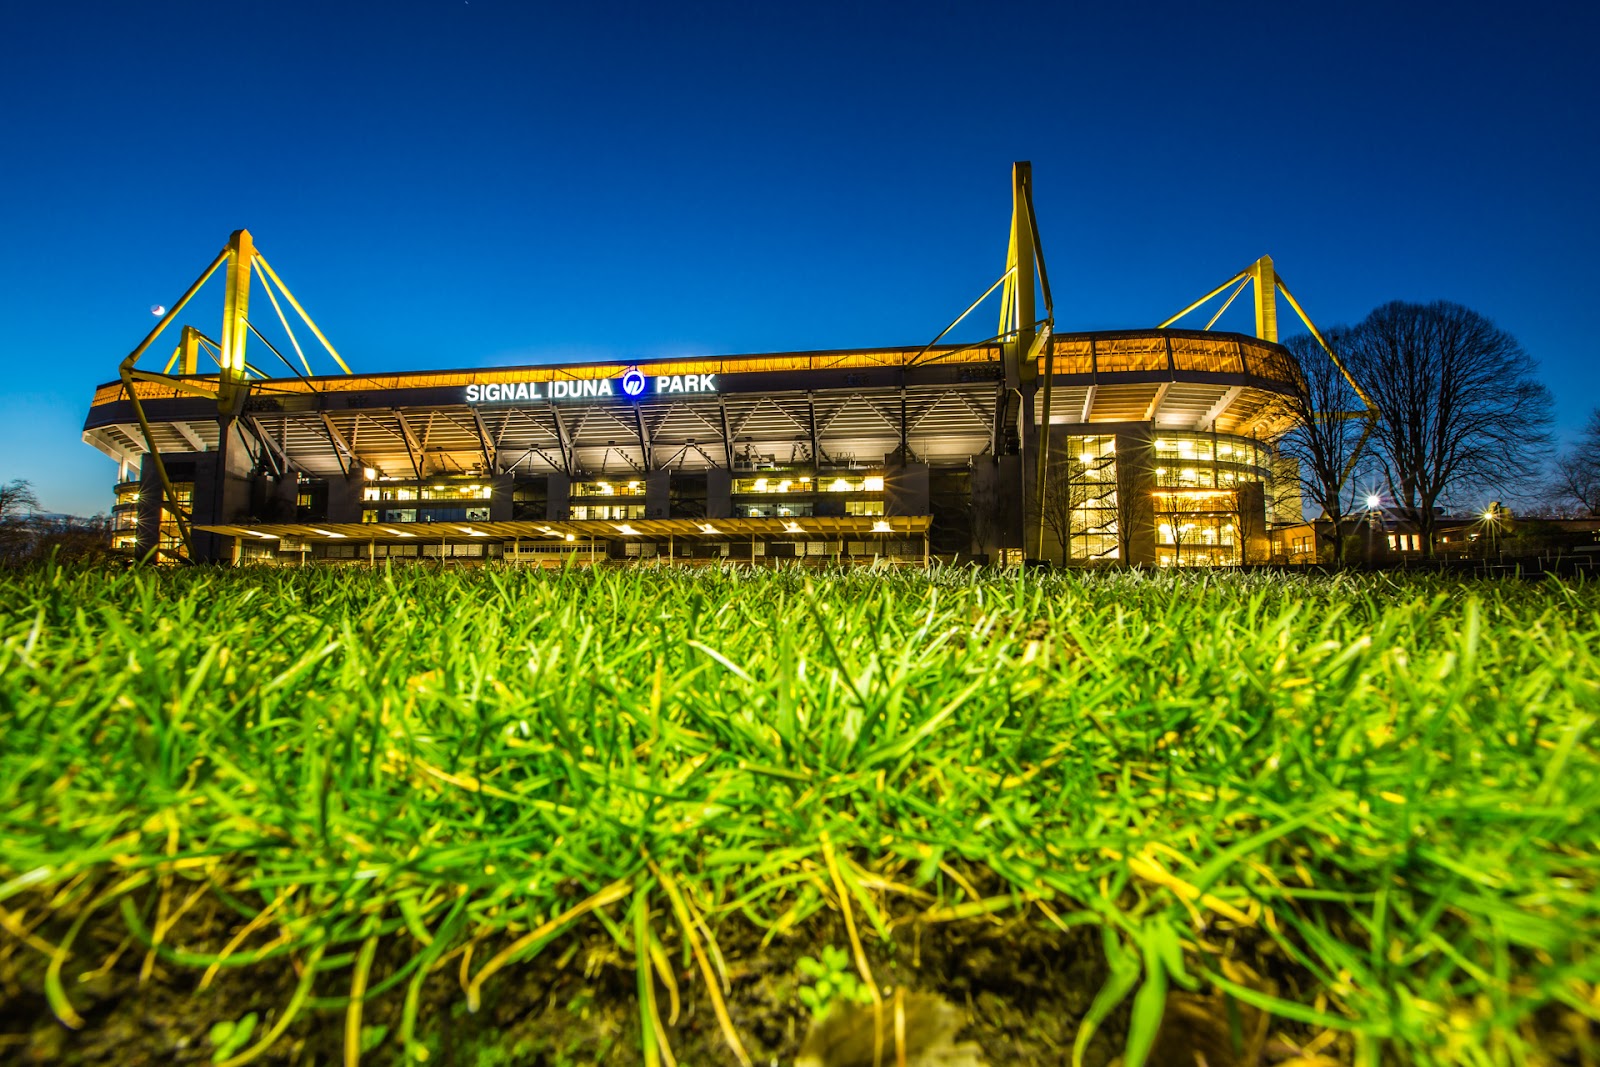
[996,172,1379,562]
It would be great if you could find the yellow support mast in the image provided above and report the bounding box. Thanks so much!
[114,229,350,562]
[1250,254,1278,343]
[1000,162,1037,388]
[1157,254,1381,489]
[998,162,1060,561]
[218,229,253,411]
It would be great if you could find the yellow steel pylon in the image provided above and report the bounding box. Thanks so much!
[116,230,350,561]
[1158,255,1381,485]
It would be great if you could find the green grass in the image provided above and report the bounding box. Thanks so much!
[1,563,1597,1065]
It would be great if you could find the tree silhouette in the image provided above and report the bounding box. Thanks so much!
[1554,409,1600,516]
[1346,302,1553,557]
[1274,330,1370,565]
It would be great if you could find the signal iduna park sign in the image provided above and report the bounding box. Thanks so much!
[467,369,716,404]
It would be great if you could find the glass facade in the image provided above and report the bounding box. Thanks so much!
[1149,432,1270,567]
[358,479,495,526]
[1151,434,1270,488]
[1039,430,1279,567]
[570,480,644,519]
[111,482,140,551]
[363,483,495,503]
[572,480,643,498]
[571,504,644,520]
[731,469,886,519]
[158,484,193,555]
[739,501,813,518]
[1063,435,1119,561]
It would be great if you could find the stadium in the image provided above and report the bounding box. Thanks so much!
[82,165,1322,567]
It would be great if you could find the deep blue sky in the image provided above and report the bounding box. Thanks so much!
[3,1,1595,515]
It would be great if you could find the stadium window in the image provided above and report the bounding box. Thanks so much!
[574,481,643,498]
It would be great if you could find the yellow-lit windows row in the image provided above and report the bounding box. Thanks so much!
[363,485,495,502]
[572,481,643,498]
[572,504,644,520]
[1153,434,1265,469]
[733,475,885,494]
[735,476,811,494]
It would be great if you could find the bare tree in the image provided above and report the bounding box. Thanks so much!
[1553,409,1600,516]
[1345,302,1553,558]
[1151,467,1198,565]
[1113,438,1154,564]
[1032,454,1093,563]
[1274,331,1372,566]
[0,479,40,522]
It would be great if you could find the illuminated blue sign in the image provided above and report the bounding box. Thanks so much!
[466,372,716,405]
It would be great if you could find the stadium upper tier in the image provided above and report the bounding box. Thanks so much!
[83,329,1300,478]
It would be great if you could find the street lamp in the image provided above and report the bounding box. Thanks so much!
[1363,493,1382,564]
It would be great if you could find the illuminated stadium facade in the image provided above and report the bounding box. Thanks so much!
[82,166,1325,567]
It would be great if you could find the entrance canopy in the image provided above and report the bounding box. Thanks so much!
[195,515,932,544]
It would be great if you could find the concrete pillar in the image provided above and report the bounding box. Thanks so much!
[327,469,365,524]
[969,456,1023,559]
[490,472,514,521]
[1237,481,1268,564]
[883,457,930,517]
[646,471,671,519]
[546,472,571,520]
[705,469,733,519]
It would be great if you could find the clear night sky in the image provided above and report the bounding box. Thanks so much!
[2,1,1595,516]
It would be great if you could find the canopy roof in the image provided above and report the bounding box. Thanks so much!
[196,515,932,543]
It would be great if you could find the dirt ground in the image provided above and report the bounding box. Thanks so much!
[31,879,1600,1066]
[0,884,1168,1067]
